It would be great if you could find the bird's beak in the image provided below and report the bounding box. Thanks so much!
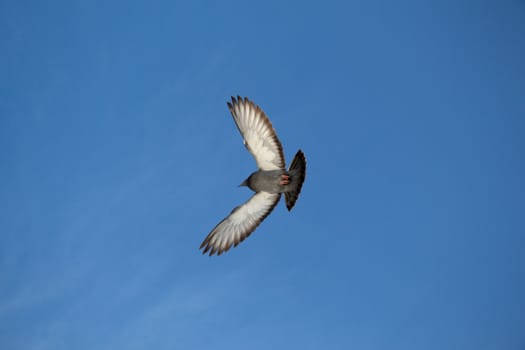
[239,179,248,187]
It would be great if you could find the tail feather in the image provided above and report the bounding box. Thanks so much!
[285,150,306,211]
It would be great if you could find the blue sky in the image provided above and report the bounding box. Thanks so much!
[1,1,524,349]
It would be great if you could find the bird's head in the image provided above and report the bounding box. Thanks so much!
[239,178,249,187]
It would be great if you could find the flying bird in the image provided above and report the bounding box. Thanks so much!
[200,96,306,256]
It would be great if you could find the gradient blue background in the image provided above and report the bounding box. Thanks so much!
[1,1,524,349]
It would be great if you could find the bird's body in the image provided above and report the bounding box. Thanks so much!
[242,169,285,193]
[242,158,306,201]
[200,96,306,256]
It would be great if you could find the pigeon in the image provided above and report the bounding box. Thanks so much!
[200,96,306,256]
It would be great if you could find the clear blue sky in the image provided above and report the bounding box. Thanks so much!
[1,1,524,349]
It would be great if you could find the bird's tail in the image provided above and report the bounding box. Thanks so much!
[285,150,306,211]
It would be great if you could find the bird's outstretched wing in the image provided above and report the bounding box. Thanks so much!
[200,191,281,256]
[228,96,285,171]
